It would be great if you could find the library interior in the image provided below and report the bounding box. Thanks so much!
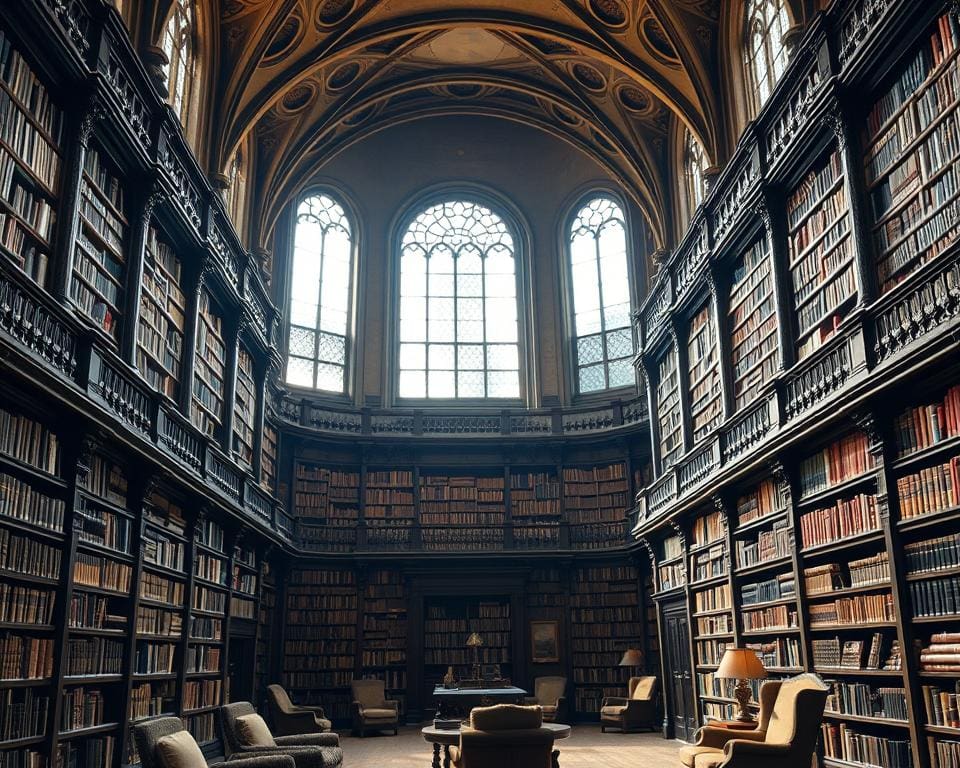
[1,0,959,766]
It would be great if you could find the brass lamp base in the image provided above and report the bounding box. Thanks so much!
[733,679,755,723]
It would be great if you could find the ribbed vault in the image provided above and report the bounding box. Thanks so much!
[214,0,728,249]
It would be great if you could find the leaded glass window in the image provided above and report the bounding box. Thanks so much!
[285,194,353,392]
[746,0,790,111]
[161,0,194,122]
[569,197,635,394]
[684,129,707,216]
[398,200,521,399]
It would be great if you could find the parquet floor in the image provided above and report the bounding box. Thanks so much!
[337,724,683,767]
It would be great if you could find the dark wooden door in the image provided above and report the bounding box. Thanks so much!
[663,601,697,741]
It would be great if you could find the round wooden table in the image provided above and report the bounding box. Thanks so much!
[421,723,571,768]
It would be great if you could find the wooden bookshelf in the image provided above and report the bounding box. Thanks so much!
[230,540,257,624]
[423,596,511,710]
[657,533,685,594]
[864,11,960,294]
[510,470,561,550]
[687,301,723,442]
[232,346,256,468]
[787,146,856,360]
[127,489,188,767]
[419,473,505,552]
[73,145,127,341]
[569,565,640,717]
[0,29,62,289]
[656,346,682,470]
[360,570,407,716]
[563,462,629,550]
[0,402,64,768]
[365,469,414,551]
[254,561,275,708]
[283,568,357,722]
[261,423,277,494]
[190,291,225,439]
[137,224,185,400]
[294,462,360,553]
[186,518,227,747]
[728,239,778,411]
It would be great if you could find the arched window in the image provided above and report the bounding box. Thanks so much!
[568,196,635,394]
[683,129,707,217]
[745,0,790,111]
[398,200,521,399]
[161,0,194,121]
[285,194,354,393]
[225,147,247,234]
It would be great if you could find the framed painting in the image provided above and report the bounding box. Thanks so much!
[531,620,560,663]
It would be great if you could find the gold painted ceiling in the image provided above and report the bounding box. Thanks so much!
[213,0,730,247]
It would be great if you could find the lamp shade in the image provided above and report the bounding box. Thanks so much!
[619,649,644,667]
[466,633,484,647]
[715,648,768,680]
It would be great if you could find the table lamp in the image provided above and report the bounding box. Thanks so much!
[466,632,484,680]
[618,648,644,673]
[715,647,767,723]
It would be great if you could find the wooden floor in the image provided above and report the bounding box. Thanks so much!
[337,724,683,767]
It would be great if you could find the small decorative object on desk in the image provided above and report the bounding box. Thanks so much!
[443,666,456,688]
[716,647,768,723]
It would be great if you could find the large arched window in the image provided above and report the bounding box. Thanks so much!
[285,194,354,393]
[161,0,194,122]
[683,129,707,218]
[568,196,635,394]
[398,200,521,399]
[745,0,790,111]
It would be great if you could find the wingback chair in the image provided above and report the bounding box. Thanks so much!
[678,673,829,768]
[267,685,333,735]
[448,704,557,768]
[600,676,659,732]
[522,677,567,723]
[132,716,294,768]
[351,678,400,736]
[220,702,343,768]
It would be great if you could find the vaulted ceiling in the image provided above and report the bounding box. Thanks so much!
[214,0,729,248]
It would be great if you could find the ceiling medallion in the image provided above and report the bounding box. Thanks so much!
[317,0,354,27]
[571,63,606,92]
[327,62,361,90]
[640,16,681,67]
[280,82,316,112]
[588,0,628,28]
[263,15,303,64]
[618,84,654,115]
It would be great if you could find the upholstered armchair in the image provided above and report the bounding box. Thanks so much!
[678,673,829,768]
[522,677,567,723]
[267,685,333,735]
[220,702,343,768]
[600,676,659,732]
[132,716,294,768]
[351,678,400,736]
[449,704,557,768]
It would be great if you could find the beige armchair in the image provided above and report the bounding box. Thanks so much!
[266,685,333,736]
[351,679,400,736]
[678,673,829,768]
[522,677,567,723]
[600,676,659,732]
[449,704,556,768]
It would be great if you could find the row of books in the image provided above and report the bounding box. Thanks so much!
[798,432,874,498]
[896,457,960,518]
[825,682,908,721]
[912,577,960,618]
[894,385,960,457]
[813,633,890,670]
[798,493,880,549]
[735,518,791,568]
[808,593,895,625]
[0,405,59,474]
[741,573,795,605]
